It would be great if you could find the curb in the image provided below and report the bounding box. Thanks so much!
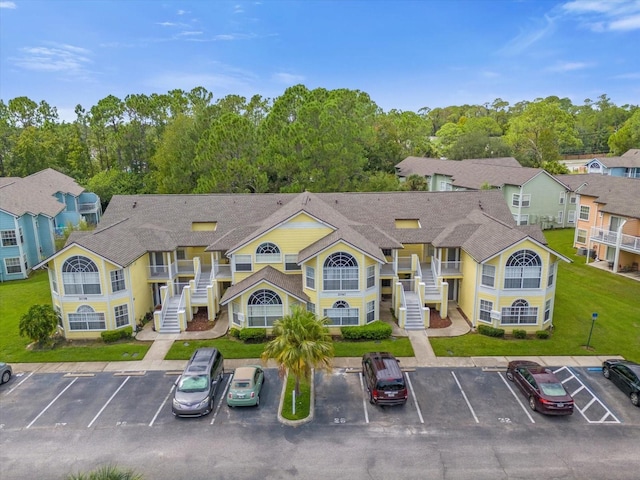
[277,369,315,427]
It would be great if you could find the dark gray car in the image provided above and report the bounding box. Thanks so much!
[0,362,12,385]
[172,348,224,417]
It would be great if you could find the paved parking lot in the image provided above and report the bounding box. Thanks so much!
[1,365,638,435]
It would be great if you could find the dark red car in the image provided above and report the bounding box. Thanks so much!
[506,360,574,415]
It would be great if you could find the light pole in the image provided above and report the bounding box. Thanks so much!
[586,312,598,350]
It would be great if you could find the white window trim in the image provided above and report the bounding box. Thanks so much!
[579,206,590,221]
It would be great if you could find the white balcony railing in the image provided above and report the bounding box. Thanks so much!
[591,227,640,253]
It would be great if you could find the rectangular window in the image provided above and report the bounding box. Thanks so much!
[176,249,186,260]
[440,181,453,191]
[110,269,125,292]
[568,210,576,224]
[579,206,590,221]
[544,300,552,322]
[569,194,577,205]
[323,267,359,291]
[382,249,392,257]
[479,299,493,323]
[512,194,530,207]
[324,307,359,326]
[305,266,315,289]
[54,305,63,327]
[62,271,101,295]
[504,266,541,289]
[576,229,587,244]
[366,301,375,323]
[366,265,375,288]
[5,257,21,274]
[559,192,566,205]
[234,254,252,272]
[513,214,529,225]
[51,270,58,293]
[547,262,555,287]
[481,264,495,287]
[1,230,17,246]
[500,306,538,325]
[306,303,316,315]
[114,304,129,327]
[285,254,300,271]
[247,304,283,327]
[381,279,391,287]
[557,211,564,224]
[68,311,106,330]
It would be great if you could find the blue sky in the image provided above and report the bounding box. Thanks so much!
[1,0,639,121]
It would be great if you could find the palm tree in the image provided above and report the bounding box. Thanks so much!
[261,306,334,394]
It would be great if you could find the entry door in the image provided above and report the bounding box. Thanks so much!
[446,279,458,301]
[150,252,165,275]
[609,216,623,233]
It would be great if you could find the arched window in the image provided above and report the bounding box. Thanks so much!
[68,305,106,331]
[501,299,538,325]
[62,256,101,295]
[324,300,359,326]
[504,250,542,289]
[323,252,359,290]
[247,289,283,327]
[256,242,281,263]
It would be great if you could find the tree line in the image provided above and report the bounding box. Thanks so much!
[1,85,638,207]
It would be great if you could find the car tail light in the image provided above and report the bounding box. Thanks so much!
[373,389,379,399]
[228,393,232,399]
[250,392,255,398]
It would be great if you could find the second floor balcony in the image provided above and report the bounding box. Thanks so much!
[591,227,640,253]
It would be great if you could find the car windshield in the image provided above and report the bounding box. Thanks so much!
[233,381,251,389]
[539,382,567,397]
[177,375,208,392]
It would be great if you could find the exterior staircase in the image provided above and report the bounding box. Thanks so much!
[423,268,441,301]
[159,296,181,333]
[404,292,425,330]
[191,267,211,305]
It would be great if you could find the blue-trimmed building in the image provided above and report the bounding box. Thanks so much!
[0,168,101,282]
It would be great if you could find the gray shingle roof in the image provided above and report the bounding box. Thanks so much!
[587,149,640,168]
[220,266,308,305]
[0,168,85,217]
[556,173,640,219]
[395,156,566,190]
[59,190,547,268]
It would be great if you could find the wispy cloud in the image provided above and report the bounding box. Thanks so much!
[547,61,593,72]
[499,14,557,56]
[157,21,189,27]
[10,42,93,78]
[612,71,640,79]
[272,72,305,84]
[146,62,259,92]
[178,31,203,37]
[0,1,16,9]
[561,0,640,31]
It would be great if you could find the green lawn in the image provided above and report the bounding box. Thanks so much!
[430,228,640,362]
[165,336,414,360]
[0,271,150,363]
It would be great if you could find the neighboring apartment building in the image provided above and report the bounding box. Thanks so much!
[584,149,640,179]
[557,174,640,274]
[395,157,577,229]
[0,169,101,282]
[38,190,568,339]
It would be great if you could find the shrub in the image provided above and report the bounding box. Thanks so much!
[513,329,527,339]
[477,325,505,338]
[229,327,241,338]
[101,326,133,343]
[238,328,267,343]
[536,330,550,339]
[341,321,392,341]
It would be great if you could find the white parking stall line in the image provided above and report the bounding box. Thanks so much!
[149,384,175,427]
[7,371,34,395]
[87,376,130,428]
[210,374,233,425]
[451,371,479,424]
[358,372,369,424]
[404,372,424,424]
[497,373,536,424]
[26,377,78,429]
[553,366,621,424]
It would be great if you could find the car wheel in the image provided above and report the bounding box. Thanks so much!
[528,396,537,411]
[603,366,610,379]
[631,392,639,407]
[368,390,375,405]
[255,395,260,407]
[1,370,10,384]
[209,398,214,413]
[506,371,514,381]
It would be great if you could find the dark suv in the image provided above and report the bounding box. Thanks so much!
[173,348,224,417]
[362,352,408,406]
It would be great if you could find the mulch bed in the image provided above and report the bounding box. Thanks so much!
[429,309,452,329]
[186,310,215,331]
